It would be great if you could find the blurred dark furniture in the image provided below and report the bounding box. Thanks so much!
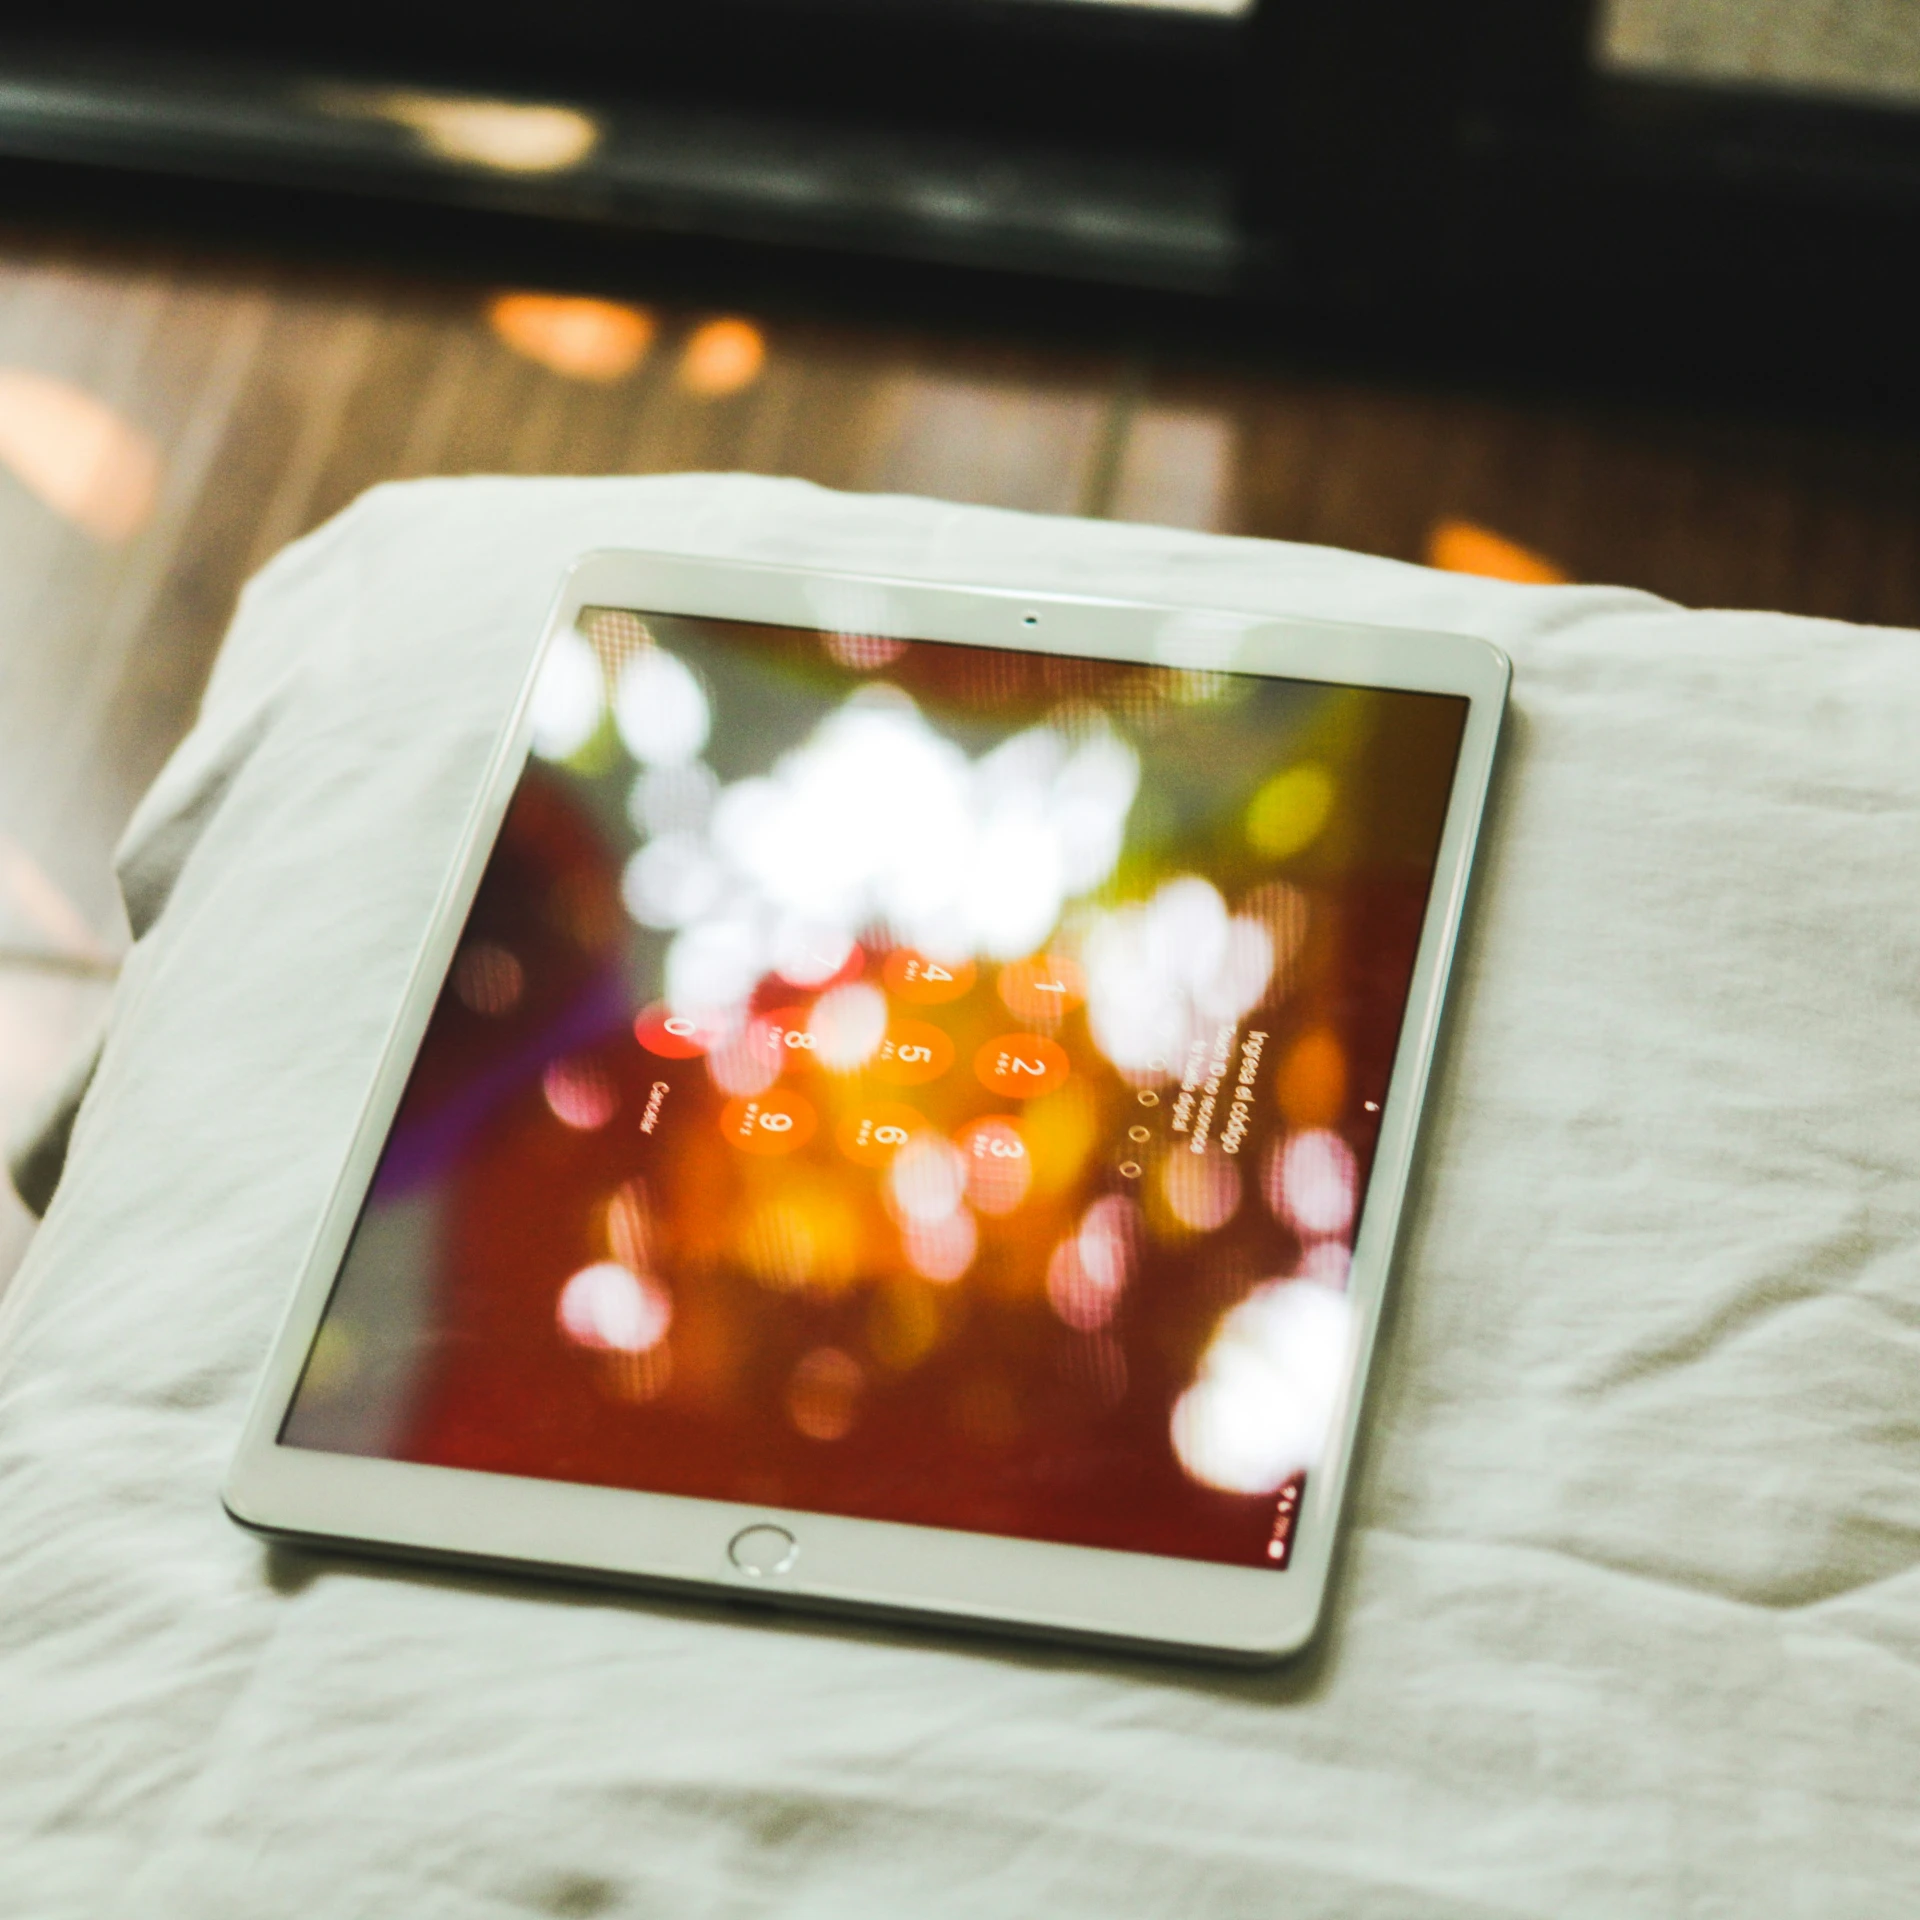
[3,1,1918,378]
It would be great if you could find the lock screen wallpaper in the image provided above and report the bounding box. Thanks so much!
[282,607,1466,1570]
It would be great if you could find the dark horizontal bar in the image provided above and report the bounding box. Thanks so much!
[0,44,1245,292]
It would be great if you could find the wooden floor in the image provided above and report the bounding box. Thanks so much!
[5,223,1920,1287]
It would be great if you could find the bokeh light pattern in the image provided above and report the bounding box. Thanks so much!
[284,604,1466,1573]
[557,1261,672,1354]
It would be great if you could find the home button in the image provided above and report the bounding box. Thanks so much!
[728,1524,798,1578]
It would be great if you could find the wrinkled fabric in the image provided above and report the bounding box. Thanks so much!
[2,475,1917,1918]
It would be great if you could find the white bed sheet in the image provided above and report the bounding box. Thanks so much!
[3,474,1918,1917]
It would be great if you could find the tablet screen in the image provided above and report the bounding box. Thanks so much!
[283,608,1465,1571]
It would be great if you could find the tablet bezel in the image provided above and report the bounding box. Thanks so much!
[225,548,1509,1662]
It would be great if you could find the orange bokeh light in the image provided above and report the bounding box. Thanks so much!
[0,368,160,543]
[678,318,766,397]
[1276,1027,1347,1128]
[787,1346,862,1440]
[489,292,655,382]
[1425,518,1569,585]
[333,89,599,173]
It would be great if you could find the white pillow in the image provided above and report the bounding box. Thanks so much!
[4,475,1917,1916]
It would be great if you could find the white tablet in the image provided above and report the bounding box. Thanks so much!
[225,550,1507,1661]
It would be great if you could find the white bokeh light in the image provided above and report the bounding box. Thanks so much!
[1171,1280,1352,1495]
[620,834,726,930]
[542,1057,618,1130]
[1299,1240,1352,1286]
[808,982,887,1072]
[1045,1195,1141,1331]
[1083,877,1275,1076]
[903,1207,977,1283]
[528,627,604,760]
[628,760,718,838]
[1268,1129,1358,1240]
[706,1018,784,1097]
[887,1132,969,1226]
[614,647,710,766]
[770,918,857,988]
[824,629,908,671]
[664,917,764,1026]
[557,1261,672,1354]
[620,685,1139,1032]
